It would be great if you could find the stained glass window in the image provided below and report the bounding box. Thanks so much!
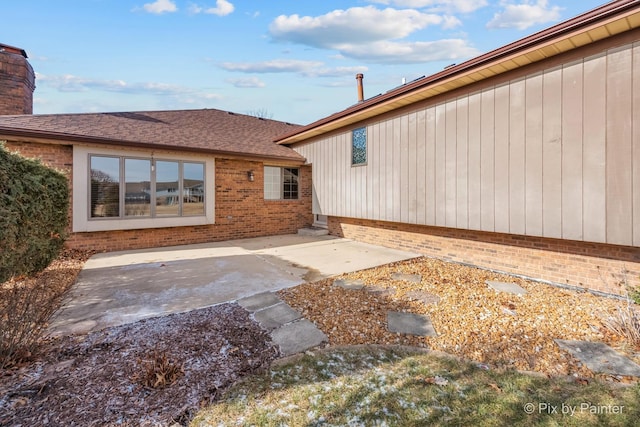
[352,127,367,165]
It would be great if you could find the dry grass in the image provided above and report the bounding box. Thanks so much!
[134,351,184,389]
[192,346,640,427]
[0,249,92,368]
[602,304,640,351]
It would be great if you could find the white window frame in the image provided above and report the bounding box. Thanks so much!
[264,166,299,200]
[73,145,215,232]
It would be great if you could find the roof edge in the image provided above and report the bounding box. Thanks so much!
[0,127,306,164]
[275,0,639,144]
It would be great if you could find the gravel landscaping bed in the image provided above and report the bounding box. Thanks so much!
[279,257,639,379]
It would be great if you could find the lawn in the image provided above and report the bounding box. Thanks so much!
[192,346,640,427]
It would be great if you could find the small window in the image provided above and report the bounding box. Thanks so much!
[264,166,299,200]
[352,126,367,165]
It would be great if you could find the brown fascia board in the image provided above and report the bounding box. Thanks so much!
[275,0,640,144]
[0,127,306,164]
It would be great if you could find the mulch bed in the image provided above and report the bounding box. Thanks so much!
[0,303,278,426]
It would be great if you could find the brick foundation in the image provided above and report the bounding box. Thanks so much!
[5,140,313,253]
[328,216,640,296]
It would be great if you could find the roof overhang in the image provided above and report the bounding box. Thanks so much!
[0,127,306,165]
[276,0,640,145]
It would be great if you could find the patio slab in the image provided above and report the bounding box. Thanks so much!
[391,273,422,283]
[554,339,640,377]
[271,319,328,356]
[49,234,419,336]
[387,311,437,337]
[253,302,302,331]
[237,292,283,312]
[333,278,365,290]
[486,280,528,296]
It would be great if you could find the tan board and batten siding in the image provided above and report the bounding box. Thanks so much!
[294,40,640,248]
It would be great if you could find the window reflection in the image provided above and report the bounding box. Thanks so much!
[125,159,151,217]
[156,161,179,216]
[90,156,120,218]
[183,162,204,216]
[283,168,299,199]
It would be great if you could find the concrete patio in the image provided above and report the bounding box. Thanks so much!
[49,234,420,336]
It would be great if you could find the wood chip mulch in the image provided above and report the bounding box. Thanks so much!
[279,257,640,380]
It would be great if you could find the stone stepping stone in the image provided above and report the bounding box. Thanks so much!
[333,278,365,290]
[237,291,282,312]
[555,339,640,377]
[405,290,440,305]
[391,273,422,283]
[486,280,527,296]
[271,319,328,356]
[253,302,302,331]
[387,311,437,337]
[366,285,396,297]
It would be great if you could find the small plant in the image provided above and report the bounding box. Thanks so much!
[627,282,640,305]
[601,303,640,350]
[0,277,67,368]
[134,351,184,389]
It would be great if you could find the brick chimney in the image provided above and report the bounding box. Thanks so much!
[0,43,35,115]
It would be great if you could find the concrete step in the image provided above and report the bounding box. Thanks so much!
[298,227,329,236]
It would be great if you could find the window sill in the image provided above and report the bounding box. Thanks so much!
[75,215,212,232]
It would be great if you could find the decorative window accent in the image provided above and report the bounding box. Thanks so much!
[264,166,299,200]
[89,155,205,219]
[352,126,367,165]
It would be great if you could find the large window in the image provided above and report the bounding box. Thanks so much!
[352,126,367,165]
[90,155,205,219]
[264,166,299,200]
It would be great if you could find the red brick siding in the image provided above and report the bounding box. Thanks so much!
[5,140,313,252]
[329,216,640,296]
[0,51,35,115]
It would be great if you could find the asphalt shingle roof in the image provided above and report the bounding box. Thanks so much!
[0,108,304,162]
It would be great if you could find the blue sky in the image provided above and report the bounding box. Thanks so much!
[3,0,606,124]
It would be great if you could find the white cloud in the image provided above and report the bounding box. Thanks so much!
[487,0,562,30]
[226,77,266,88]
[368,0,488,13]
[220,60,368,78]
[142,0,177,14]
[37,73,221,102]
[269,7,444,48]
[268,6,477,64]
[189,0,234,16]
[441,15,462,29]
[339,39,479,64]
[221,59,325,74]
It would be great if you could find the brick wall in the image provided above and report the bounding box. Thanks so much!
[0,50,35,115]
[5,140,313,252]
[329,216,640,296]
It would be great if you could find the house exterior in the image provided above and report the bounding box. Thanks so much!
[1,1,639,296]
[0,109,313,252]
[276,0,640,296]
